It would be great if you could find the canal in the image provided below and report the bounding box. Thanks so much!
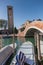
[2,36,43,65]
[2,36,35,65]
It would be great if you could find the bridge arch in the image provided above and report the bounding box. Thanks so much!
[24,26,43,37]
[24,26,43,61]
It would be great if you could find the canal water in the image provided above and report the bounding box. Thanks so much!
[2,36,35,65]
[1,36,43,65]
[3,36,35,51]
[3,37,13,47]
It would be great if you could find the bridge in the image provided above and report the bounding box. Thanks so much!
[17,21,43,37]
[17,21,43,62]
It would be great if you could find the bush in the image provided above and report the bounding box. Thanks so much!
[14,27,18,34]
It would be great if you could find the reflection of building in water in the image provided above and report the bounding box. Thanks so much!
[17,37,26,44]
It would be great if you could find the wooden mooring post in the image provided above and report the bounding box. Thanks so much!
[34,32,41,65]
[36,33,41,61]
[0,35,3,49]
[34,32,38,64]
[12,34,15,53]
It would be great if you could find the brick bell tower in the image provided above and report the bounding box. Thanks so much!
[7,6,14,34]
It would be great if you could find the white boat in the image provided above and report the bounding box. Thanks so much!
[10,41,35,65]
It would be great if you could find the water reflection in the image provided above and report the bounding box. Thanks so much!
[2,36,35,51]
[14,37,35,47]
[14,36,35,54]
[3,37,13,47]
[1,36,43,65]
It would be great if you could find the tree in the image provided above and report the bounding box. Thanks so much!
[14,27,18,34]
[36,19,42,21]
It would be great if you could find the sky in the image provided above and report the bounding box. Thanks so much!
[0,0,43,28]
